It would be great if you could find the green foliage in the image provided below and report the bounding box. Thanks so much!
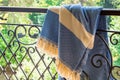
[0,26,24,67]
[38,0,64,7]
[8,0,34,7]
[0,0,120,79]
[29,13,46,25]
[109,16,120,66]
[0,0,8,6]
[112,0,120,8]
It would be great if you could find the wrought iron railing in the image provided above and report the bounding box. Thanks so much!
[0,7,120,80]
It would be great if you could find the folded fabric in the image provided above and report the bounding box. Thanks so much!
[37,4,104,80]
[58,16,113,80]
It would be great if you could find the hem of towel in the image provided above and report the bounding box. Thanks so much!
[36,37,81,80]
[56,58,81,80]
[36,37,58,58]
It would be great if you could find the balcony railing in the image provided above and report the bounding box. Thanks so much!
[0,6,120,80]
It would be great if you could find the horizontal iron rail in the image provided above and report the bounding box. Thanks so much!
[97,29,120,33]
[0,6,120,15]
[0,23,42,27]
[0,6,47,13]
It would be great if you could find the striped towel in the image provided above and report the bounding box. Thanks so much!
[37,4,105,80]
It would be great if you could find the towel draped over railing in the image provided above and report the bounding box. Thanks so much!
[0,6,120,80]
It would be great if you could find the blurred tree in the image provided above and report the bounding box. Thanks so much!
[0,0,120,69]
[0,0,8,6]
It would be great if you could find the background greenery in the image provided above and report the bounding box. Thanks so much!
[0,0,120,79]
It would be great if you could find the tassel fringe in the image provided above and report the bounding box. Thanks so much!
[36,38,58,58]
[36,37,80,80]
[56,58,80,80]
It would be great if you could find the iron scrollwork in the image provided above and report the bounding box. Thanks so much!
[110,31,120,45]
[0,21,120,80]
[0,24,40,79]
[0,23,58,80]
[14,25,41,45]
[91,30,120,80]
[111,66,120,79]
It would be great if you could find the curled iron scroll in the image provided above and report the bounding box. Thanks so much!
[110,32,120,45]
[15,25,41,45]
[111,66,120,79]
[90,31,120,80]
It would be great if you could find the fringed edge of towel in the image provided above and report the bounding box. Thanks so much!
[36,37,80,80]
[36,37,58,58]
[56,58,80,80]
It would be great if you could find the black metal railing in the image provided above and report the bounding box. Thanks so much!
[0,6,120,80]
[0,23,58,80]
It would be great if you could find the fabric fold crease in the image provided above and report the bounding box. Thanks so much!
[36,4,106,80]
